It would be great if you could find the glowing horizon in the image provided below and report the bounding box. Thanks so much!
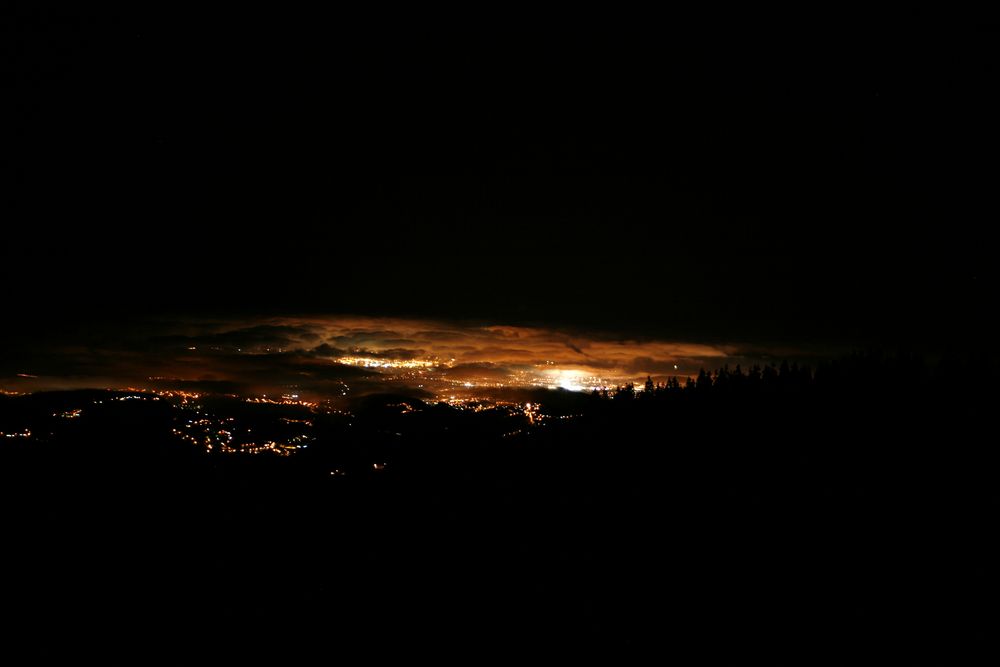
[1,315,799,404]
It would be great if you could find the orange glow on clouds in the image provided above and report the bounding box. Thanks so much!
[2,315,765,403]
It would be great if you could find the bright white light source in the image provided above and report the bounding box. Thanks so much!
[546,369,586,392]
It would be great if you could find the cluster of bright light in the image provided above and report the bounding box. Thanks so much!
[54,409,83,419]
[439,396,492,408]
[541,369,592,392]
[141,389,204,401]
[172,414,236,452]
[417,364,637,402]
[172,427,207,449]
[173,412,313,455]
[2,430,31,439]
[335,356,438,369]
[245,396,318,408]
[439,400,500,412]
[523,402,541,425]
[227,438,309,456]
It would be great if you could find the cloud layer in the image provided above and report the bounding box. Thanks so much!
[1,315,800,402]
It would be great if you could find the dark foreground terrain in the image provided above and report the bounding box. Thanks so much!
[2,354,997,662]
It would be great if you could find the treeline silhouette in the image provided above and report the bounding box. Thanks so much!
[2,351,997,662]
[596,351,986,401]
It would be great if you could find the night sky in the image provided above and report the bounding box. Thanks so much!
[4,10,997,354]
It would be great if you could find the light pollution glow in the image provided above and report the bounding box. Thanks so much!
[1,315,793,404]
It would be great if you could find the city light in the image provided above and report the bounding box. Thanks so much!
[335,356,438,369]
[545,369,588,392]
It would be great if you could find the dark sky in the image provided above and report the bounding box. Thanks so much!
[3,9,997,354]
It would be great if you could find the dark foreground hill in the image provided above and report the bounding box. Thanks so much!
[2,355,997,662]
